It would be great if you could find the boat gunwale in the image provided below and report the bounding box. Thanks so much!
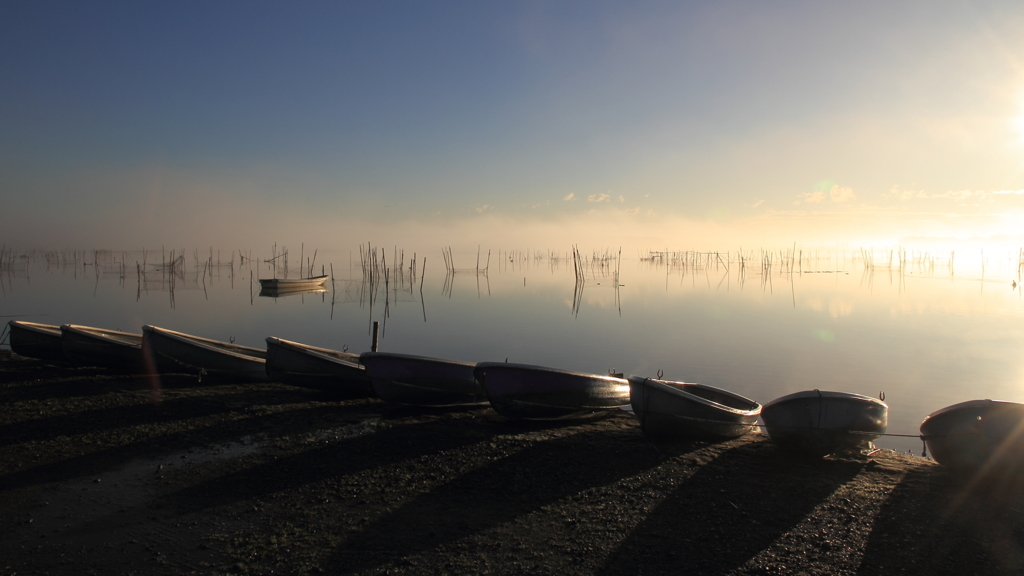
[474,361,629,384]
[266,337,362,367]
[919,399,1005,428]
[763,390,887,411]
[61,324,142,347]
[628,376,762,417]
[9,320,61,336]
[257,275,329,287]
[143,325,265,361]
[919,399,1024,439]
[360,351,475,368]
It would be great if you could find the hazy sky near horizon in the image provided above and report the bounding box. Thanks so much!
[3,1,1024,250]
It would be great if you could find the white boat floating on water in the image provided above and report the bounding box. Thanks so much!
[265,337,373,396]
[61,324,146,371]
[257,275,329,290]
[628,376,761,440]
[7,320,65,362]
[920,399,1024,475]
[359,351,486,406]
[143,325,268,382]
[761,390,888,457]
[475,362,630,419]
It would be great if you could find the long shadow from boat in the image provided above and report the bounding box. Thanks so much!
[0,404,360,492]
[856,467,1021,575]
[0,363,242,403]
[377,402,626,428]
[157,416,500,515]
[0,387,326,448]
[376,402,493,418]
[598,441,863,576]
[318,425,682,575]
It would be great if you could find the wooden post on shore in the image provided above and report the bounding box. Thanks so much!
[371,321,379,352]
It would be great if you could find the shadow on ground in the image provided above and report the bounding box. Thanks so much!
[598,441,863,575]
[858,466,1024,575]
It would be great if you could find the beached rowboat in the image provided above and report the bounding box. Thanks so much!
[359,351,486,406]
[61,324,146,371]
[257,275,328,290]
[628,376,761,440]
[265,337,373,395]
[761,390,888,457]
[143,325,268,382]
[7,320,64,362]
[920,399,1024,475]
[475,362,630,419]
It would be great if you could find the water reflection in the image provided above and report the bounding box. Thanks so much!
[2,244,1024,453]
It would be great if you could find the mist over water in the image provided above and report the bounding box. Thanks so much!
[3,243,1023,454]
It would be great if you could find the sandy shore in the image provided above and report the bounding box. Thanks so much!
[1,350,1022,575]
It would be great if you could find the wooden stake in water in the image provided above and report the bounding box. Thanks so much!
[371,321,379,352]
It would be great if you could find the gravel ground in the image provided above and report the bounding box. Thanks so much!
[1,349,1023,576]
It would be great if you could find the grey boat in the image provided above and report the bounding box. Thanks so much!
[259,285,328,298]
[920,399,1024,474]
[761,390,888,457]
[265,336,373,396]
[359,351,486,406]
[61,324,146,371]
[257,275,328,290]
[7,320,64,362]
[475,362,630,419]
[628,376,761,440]
[143,325,268,382]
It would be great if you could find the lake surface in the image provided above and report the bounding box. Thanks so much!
[3,245,1023,453]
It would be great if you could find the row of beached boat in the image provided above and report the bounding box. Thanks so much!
[6,319,1024,476]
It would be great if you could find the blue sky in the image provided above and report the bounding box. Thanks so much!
[3,1,1024,250]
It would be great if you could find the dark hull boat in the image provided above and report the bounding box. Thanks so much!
[920,399,1024,475]
[143,325,268,382]
[628,376,761,440]
[761,390,888,457]
[359,351,486,406]
[475,362,630,420]
[265,337,373,396]
[61,324,146,371]
[7,320,64,362]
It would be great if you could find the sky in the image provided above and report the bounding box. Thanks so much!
[3,0,1024,252]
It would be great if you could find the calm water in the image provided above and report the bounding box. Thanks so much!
[3,245,1023,453]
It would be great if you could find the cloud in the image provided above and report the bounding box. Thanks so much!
[829,185,856,203]
[797,191,826,204]
[751,199,765,208]
[934,190,986,200]
[618,195,625,203]
[884,185,928,200]
[588,193,611,202]
[475,204,493,213]
[992,190,1024,195]
[563,193,575,201]
[796,184,855,204]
